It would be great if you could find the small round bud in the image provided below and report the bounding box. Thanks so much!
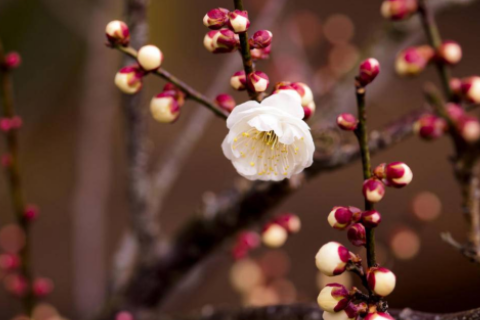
[349,206,362,223]
[315,242,350,276]
[250,30,273,49]
[203,8,229,30]
[230,70,247,91]
[336,113,358,131]
[114,65,144,94]
[317,283,349,312]
[413,114,447,140]
[358,58,380,86]
[0,253,20,271]
[458,116,480,143]
[291,82,314,108]
[24,205,39,222]
[328,207,353,230]
[385,162,413,188]
[274,213,301,234]
[204,29,238,54]
[248,71,270,93]
[362,179,385,203]
[437,41,462,65]
[228,10,250,33]
[381,0,418,20]
[365,313,395,320]
[105,20,130,46]
[3,52,21,70]
[373,163,386,179]
[395,46,433,77]
[150,92,180,123]
[33,277,54,297]
[137,45,163,71]
[215,94,236,113]
[361,210,382,228]
[251,45,271,61]
[461,76,480,103]
[262,223,288,248]
[347,223,366,247]
[367,267,396,297]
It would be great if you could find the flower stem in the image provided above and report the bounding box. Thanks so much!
[354,83,377,269]
[114,46,228,120]
[0,41,35,315]
[233,0,260,101]
[418,0,453,101]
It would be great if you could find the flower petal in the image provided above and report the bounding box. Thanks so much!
[261,91,304,119]
[226,100,260,129]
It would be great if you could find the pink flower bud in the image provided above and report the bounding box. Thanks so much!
[367,267,396,297]
[251,45,271,61]
[250,30,273,49]
[347,223,366,247]
[1,153,12,168]
[33,277,54,297]
[349,206,362,222]
[358,58,380,86]
[228,10,250,33]
[303,102,316,120]
[230,70,247,91]
[317,283,349,312]
[4,274,28,297]
[203,8,230,30]
[385,162,413,188]
[204,29,238,54]
[137,45,163,71]
[395,46,433,77]
[315,242,350,276]
[328,206,353,230]
[362,179,385,203]
[365,313,395,320]
[446,103,465,121]
[437,40,462,65]
[105,20,130,46]
[291,82,314,108]
[0,253,20,271]
[3,52,21,70]
[215,94,236,113]
[150,92,180,123]
[24,205,39,222]
[461,76,480,103]
[373,163,386,179]
[381,0,418,20]
[361,210,382,228]
[163,83,186,107]
[248,71,270,93]
[114,65,144,94]
[274,213,301,234]
[458,116,480,143]
[336,113,358,131]
[413,114,447,140]
[262,223,288,248]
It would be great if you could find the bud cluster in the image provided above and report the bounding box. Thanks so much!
[272,82,316,120]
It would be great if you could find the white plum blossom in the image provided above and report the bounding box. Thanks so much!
[222,91,315,181]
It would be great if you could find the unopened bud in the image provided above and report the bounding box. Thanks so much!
[262,223,288,248]
[203,8,230,30]
[105,20,130,46]
[373,163,386,180]
[204,29,238,54]
[0,253,20,271]
[251,45,271,60]
[0,116,22,132]
[317,283,349,312]
[395,46,432,77]
[358,58,380,86]
[437,41,462,65]
[461,76,480,103]
[114,65,144,94]
[362,178,385,203]
[163,83,186,107]
[365,313,395,320]
[137,45,163,71]
[315,242,350,276]
[33,277,54,297]
[413,114,447,140]
[458,116,480,143]
[230,70,247,91]
[367,267,396,297]
[323,304,358,320]
[347,223,366,247]
[304,101,316,120]
[150,92,180,123]
[248,71,270,93]
[381,0,418,20]
[3,52,21,70]
[349,206,362,222]
[250,30,273,49]
[215,94,236,113]
[328,207,353,230]
[385,162,413,188]
[361,210,382,228]
[24,205,39,222]
[291,82,314,107]
[228,10,250,33]
[274,213,301,234]
[337,113,358,131]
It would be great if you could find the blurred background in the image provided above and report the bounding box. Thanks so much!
[0,0,480,319]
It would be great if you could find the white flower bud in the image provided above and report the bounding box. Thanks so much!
[248,71,270,93]
[228,10,250,33]
[437,41,462,65]
[230,71,247,91]
[368,267,396,297]
[137,45,163,71]
[385,162,413,188]
[315,242,350,276]
[362,178,385,203]
[150,92,180,123]
[114,65,143,94]
[317,283,349,312]
[105,20,130,46]
[328,206,353,230]
[262,223,288,248]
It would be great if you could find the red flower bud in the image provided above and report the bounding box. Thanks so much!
[163,83,186,107]
[361,210,382,228]
[204,29,238,54]
[248,71,270,93]
[328,206,353,230]
[413,114,447,140]
[250,30,273,49]
[274,213,301,234]
[337,113,358,131]
[203,8,230,30]
[3,52,21,70]
[437,40,462,65]
[105,20,130,46]
[215,94,236,113]
[251,45,271,61]
[228,10,250,33]
[24,205,39,222]
[349,206,362,222]
[33,277,54,297]
[358,58,380,86]
[381,0,418,20]
[347,223,366,247]
[395,46,433,77]
[385,162,413,188]
[291,82,314,107]
[362,179,385,203]
[230,71,247,91]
